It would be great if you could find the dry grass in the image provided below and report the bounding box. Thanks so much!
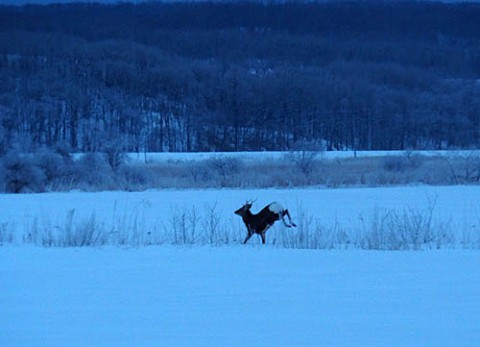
[2,151,479,192]
[135,153,480,189]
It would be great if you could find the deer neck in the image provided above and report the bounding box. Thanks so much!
[242,209,254,224]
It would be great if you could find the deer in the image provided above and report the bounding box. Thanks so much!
[234,200,297,244]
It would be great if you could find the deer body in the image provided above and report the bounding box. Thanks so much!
[235,201,296,244]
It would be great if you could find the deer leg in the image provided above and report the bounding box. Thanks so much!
[281,216,292,228]
[279,211,292,227]
[243,233,253,244]
[259,225,272,244]
[284,209,297,227]
[260,232,266,244]
[243,225,255,244]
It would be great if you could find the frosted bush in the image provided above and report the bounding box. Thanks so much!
[2,151,46,193]
[74,152,114,189]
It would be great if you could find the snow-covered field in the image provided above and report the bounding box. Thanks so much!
[2,247,480,346]
[2,186,480,346]
[1,185,479,247]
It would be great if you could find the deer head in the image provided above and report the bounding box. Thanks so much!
[234,199,256,216]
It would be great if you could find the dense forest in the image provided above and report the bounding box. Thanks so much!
[1,1,480,153]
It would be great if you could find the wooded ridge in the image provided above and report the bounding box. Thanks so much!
[1,1,480,153]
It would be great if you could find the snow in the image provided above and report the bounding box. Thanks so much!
[1,185,479,245]
[1,186,479,345]
[1,246,479,346]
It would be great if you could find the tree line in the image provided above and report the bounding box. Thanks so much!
[1,1,480,154]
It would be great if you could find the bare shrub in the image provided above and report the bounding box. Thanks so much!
[20,210,108,247]
[404,151,423,169]
[36,149,66,181]
[382,152,423,174]
[168,205,199,245]
[116,165,154,190]
[2,151,46,193]
[62,210,106,247]
[202,202,222,245]
[205,156,244,187]
[443,151,480,183]
[22,216,56,247]
[287,140,324,177]
[186,160,209,184]
[102,139,128,170]
[36,147,75,190]
[109,199,157,246]
[382,156,409,173]
[162,203,237,245]
[74,152,114,189]
[355,196,454,250]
